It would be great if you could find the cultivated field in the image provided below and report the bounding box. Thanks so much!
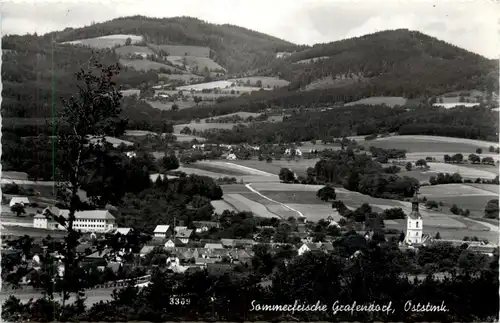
[118,59,184,72]
[61,34,143,49]
[227,159,319,177]
[174,122,237,132]
[211,200,236,214]
[223,194,277,218]
[432,103,480,109]
[171,133,206,142]
[345,96,407,107]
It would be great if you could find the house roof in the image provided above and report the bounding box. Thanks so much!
[233,239,256,246]
[467,245,497,253]
[10,197,30,205]
[46,208,115,221]
[195,257,219,264]
[154,225,170,233]
[204,243,224,249]
[321,243,334,251]
[176,229,193,238]
[206,263,235,275]
[115,228,131,235]
[221,239,234,247]
[174,226,188,231]
[140,245,156,255]
[86,248,111,259]
[192,221,219,228]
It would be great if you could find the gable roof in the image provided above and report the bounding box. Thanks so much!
[9,197,30,206]
[140,245,156,255]
[154,225,170,234]
[321,243,334,251]
[204,243,224,249]
[55,209,115,221]
[192,221,219,228]
[115,228,132,235]
[174,226,188,232]
[176,229,193,238]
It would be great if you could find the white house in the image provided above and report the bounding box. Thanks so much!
[9,196,30,208]
[115,228,132,235]
[35,207,116,233]
[153,225,171,239]
[405,196,423,245]
[125,151,137,158]
[175,228,193,244]
[226,153,237,160]
[298,242,334,256]
[284,148,302,156]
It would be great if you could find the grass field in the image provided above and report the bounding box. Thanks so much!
[121,89,140,97]
[166,56,226,72]
[227,77,290,88]
[227,159,319,177]
[124,130,157,137]
[119,59,184,73]
[404,152,500,162]
[173,133,206,142]
[148,44,211,58]
[223,194,278,218]
[159,73,204,82]
[345,96,407,107]
[146,100,195,111]
[173,122,238,132]
[186,163,248,176]
[360,135,499,152]
[424,163,497,179]
[62,34,143,49]
[114,45,155,56]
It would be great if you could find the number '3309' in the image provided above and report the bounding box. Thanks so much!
[169,297,190,305]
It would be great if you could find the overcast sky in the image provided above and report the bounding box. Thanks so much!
[1,0,498,58]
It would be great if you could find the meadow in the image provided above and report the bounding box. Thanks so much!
[114,45,155,56]
[226,77,290,88]
[118,59,184,73]
[61,34,143,49]
[344,96,408,107]
[359,135,499,152]
[148,44,211,58]
[146,100,195,111]
[159,73,204,83]
[166,56,226,72]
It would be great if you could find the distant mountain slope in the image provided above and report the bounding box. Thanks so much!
[47,16,297,73]
[269,29,498,97]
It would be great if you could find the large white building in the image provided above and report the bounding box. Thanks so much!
[405,196,423,244]
[33,207,116,233]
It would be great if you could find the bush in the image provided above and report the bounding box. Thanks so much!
[425,200,439,209]
[450,204,460,215]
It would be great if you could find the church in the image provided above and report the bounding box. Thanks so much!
[405,194,423,245]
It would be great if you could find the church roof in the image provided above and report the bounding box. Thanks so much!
[408,210,422,220]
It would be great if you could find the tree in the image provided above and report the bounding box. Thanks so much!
[171,104,179,112]
[468,154,481,164]
[435,232,441,239]
[10,203,25,217]
[489,146,495,153]
[125,37,132,46]
[180,126,192,135]
[278,168,295,183]
[415,159,427,168]
[316,185,336,202]
[193,96,202,106]
[2,59,140,320]
[481,157,495,165]
[256,80,262,88]
[484,199,499,219]
[476,148,483,154]
[405,162,412,171]
[450,204,460,215]
[444,154,451,163]
[161,154,180,171]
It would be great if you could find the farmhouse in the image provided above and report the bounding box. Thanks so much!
[175,228,193,244]
[226,153,237,160]
[298,242,334,256]
[9,196,30,207]
[114,228,132,235]
[35,207,117,233]
[125,151,137,158]
[153,225,172,239]
[204,243,224,250]
[284,148,302,156]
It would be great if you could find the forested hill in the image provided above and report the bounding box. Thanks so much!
[44,16,299,73]
[267,29,498,96]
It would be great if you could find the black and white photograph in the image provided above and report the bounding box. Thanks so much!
[0,0,499,321]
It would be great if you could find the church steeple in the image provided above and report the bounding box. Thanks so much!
[409,187,422,219]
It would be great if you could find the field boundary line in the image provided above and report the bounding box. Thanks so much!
[245,183,305,218]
